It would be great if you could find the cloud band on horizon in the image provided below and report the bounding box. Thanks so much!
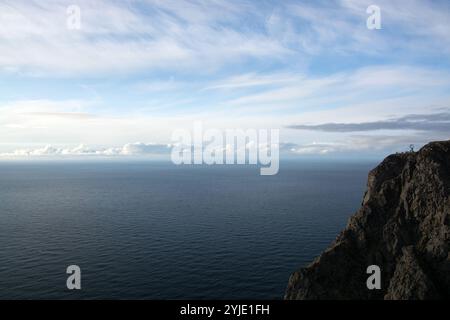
[287,112,450,133]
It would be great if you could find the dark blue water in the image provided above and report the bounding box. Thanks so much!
[0,160,375,299]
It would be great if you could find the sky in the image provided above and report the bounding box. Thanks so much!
[0,0,450,159]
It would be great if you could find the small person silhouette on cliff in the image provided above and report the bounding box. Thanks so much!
[409,144,415,152]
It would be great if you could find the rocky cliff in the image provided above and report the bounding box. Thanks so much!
[285,140,450,300]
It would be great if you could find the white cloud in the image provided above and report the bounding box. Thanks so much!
[285,142,344,155]
[0,132,443,159]
[201,72,300,91]
[0,142,172,158]
[278,133,437,156]
[219,66,450,116]
[0,0,289,75]
[2,0,448,76]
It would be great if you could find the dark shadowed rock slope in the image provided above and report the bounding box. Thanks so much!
[285,140,450,300]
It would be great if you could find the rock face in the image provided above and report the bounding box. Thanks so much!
[285,140,450,300]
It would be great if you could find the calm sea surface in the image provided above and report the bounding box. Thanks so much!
[0,160,375,299]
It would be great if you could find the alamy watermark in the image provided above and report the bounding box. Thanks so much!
[367,5,381,30]
[366,265,381,290]
[170,122,279,176]
[66,265,81,290]
[66,5,81,30]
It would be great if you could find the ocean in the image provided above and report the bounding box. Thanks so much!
[0,160,375,299]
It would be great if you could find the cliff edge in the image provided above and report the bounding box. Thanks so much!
[285,140,450,299]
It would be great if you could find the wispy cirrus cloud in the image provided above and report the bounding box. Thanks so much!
[218,66,450,115]
[0,0,289,75]
[1,0,449,76]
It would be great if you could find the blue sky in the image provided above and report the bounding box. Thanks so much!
[0,0,449,158]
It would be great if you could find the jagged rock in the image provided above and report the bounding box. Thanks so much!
[384,246,440,300]
[285,140,450,300]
